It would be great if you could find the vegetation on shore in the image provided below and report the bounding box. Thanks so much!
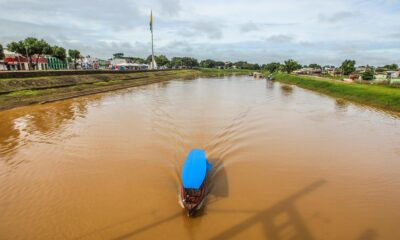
[274,73,400,112]
[198,68,253,75]
[0,70,199,111]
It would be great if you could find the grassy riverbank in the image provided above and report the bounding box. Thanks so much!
[0,70,199,111]
[274,73,400,112]
[199,68,253,75]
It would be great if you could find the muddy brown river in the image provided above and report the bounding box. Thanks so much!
[0,76,399,240]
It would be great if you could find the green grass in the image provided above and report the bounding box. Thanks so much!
[274,73,400,112]
[93,80,123,85]
[199,68,253,75]
[5,90,39,97]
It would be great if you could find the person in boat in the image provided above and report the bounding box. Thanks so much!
[181,149,212,216]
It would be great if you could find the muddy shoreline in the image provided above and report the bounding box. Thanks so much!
[0,70,199,111]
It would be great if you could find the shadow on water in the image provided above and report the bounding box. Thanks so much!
[109,180,326,240]
[356,228,379,240]
[209,179,326,240]
[209,160,229,198]
[82,178,378,240]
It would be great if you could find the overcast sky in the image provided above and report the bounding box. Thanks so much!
[1,0,399,66]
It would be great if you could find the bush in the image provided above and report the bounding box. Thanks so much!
[361,71,374,80]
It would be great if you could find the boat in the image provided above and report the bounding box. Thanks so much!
[180,149,212,216]
[253,72,263,79]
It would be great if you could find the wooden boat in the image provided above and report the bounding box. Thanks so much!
[180,149,212,216]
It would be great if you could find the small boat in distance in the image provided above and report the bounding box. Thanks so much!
[253,72,263,79]
[180,149,212,216]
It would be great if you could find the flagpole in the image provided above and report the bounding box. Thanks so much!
[150,10,157,70]
[151,23,155,69]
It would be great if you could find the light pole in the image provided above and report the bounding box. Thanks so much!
[24,44,30,70]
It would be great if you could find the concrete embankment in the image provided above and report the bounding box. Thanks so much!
[0,70,199,111]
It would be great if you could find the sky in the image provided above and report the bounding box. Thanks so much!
[1,0,400,66]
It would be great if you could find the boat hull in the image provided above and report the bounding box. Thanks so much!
[180,180,208,216]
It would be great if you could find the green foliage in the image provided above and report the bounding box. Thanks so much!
[68,49,80,60]
[113,53,124,58]
[6,90,39,97]
[170,57,182,67]
[199,68,252,75]
[147,55,170,66]
[7,37,52,57]
[51,46,66,60]
[264,62,281,73]
[361,70,374,80]
[383,64,398,71]
[308,63,321,69]
[130,57,146,64]
[156,55,170,66]
[0,43,4,60]
[340,59,356,75]
[283,59,301,73]
[170,57,198,68]
[200,59,217,68]
[68,49,81,69]
[234,61,260,70]
[274,73,400,112]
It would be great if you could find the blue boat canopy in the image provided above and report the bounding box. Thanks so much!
[181,149,212,189]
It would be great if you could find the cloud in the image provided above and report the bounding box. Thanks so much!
[318,11,354,23]
[240,22,260,33]
[157,0,182,16]
[265,34,294,43]
[0,0,399,65]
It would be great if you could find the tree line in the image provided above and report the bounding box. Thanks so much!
[2,38,398,74]
[1,37,81,69]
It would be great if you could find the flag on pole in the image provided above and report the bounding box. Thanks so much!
[150,10,153,32]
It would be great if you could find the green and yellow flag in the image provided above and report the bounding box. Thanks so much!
[150,10,153,32]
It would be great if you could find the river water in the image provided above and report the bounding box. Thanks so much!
[0,75,399,240]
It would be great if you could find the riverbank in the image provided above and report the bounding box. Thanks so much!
[198,68,253,75]
[0,70,199,111]
[274,73,400,112]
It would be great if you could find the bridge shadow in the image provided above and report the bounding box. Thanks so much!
[109,179,326,240]
[356,228,379,240]
[209,179,326,240]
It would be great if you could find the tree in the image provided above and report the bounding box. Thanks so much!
[283,59,301,73]
[181,57,198,68]
[146,55,170,67]
[215,61,225,68]
[264,62,281,73]
[51,46,66,60]
[156,55,170,66]
[383,64,398,71]
[200,59,217,68]
[113,53,124,58]
[308,63,321,69]
[130,57,146,64]
[361,69,374,80]
[7,37,52,70]
[340,59,356,75]
[68,49,81,69]
[170,57,183,68]
[0,43,4,60]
